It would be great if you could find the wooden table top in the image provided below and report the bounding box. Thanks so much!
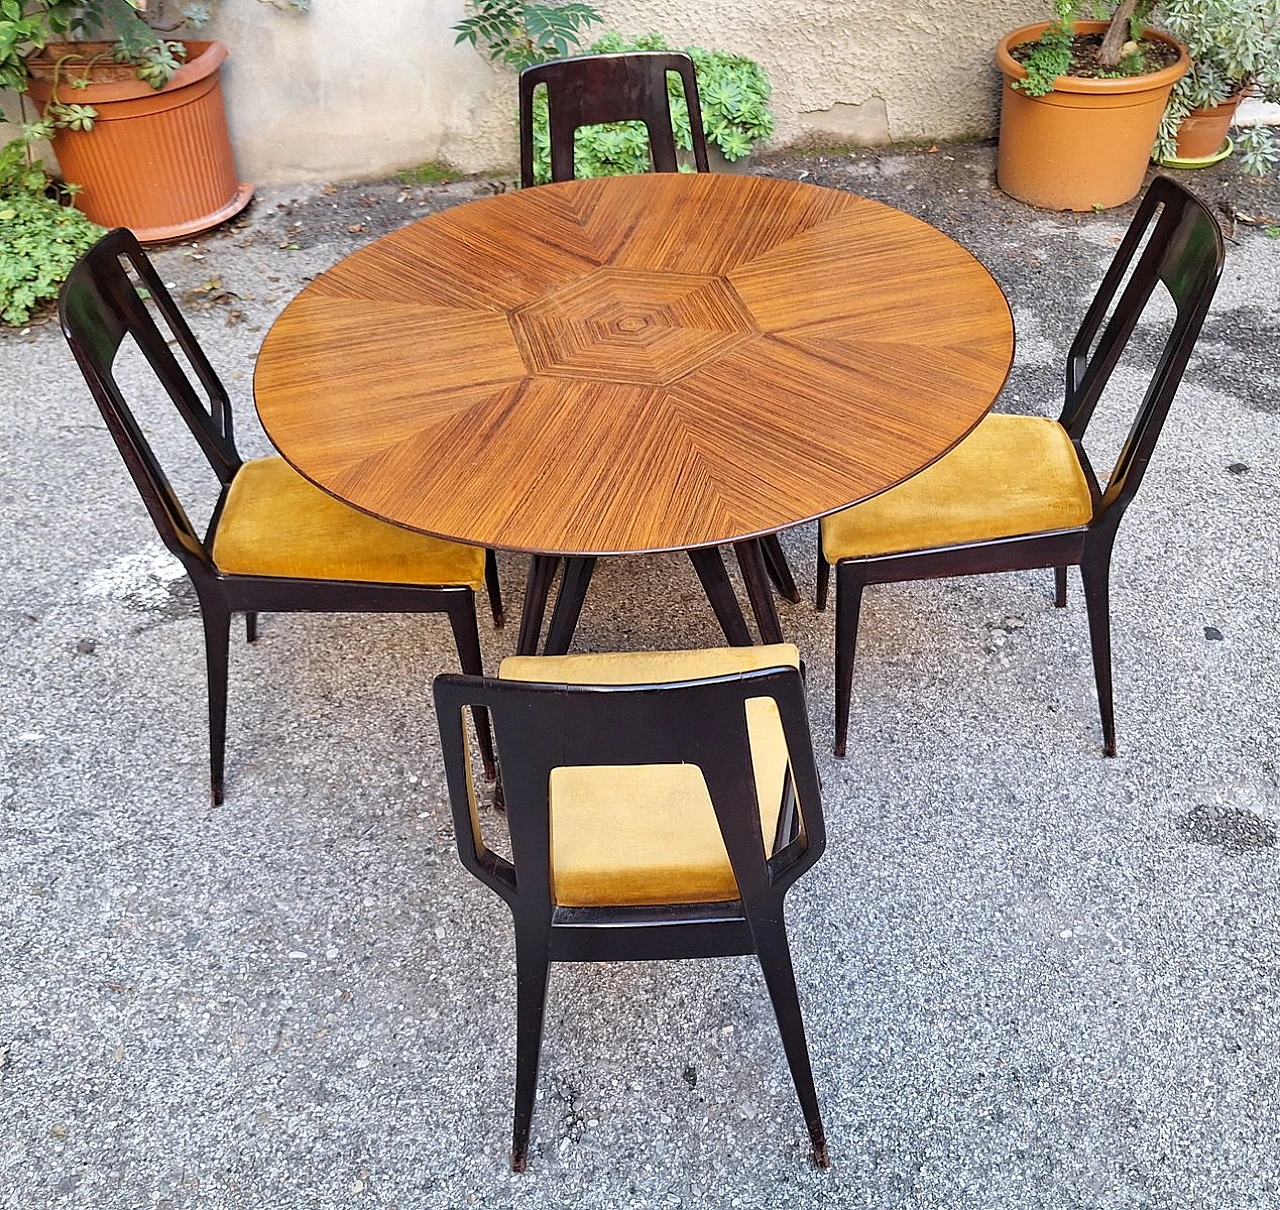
[255,173,1013,556]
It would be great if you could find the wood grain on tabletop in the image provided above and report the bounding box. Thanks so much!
[254,173,1013,556]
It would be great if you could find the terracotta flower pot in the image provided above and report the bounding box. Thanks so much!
[996,21,1189,211]
[1173,92,1244,161]
[26,40,252,243]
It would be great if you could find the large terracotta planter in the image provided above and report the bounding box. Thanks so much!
[996,21,1189,211]
[26,41,252,243]
[1173,93,1244,161]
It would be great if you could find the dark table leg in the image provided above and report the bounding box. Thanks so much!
[687,547,753,647]
[760,532,802,604]
[735,539,785,645]
[516,555,559,656]
[543,557,596,656]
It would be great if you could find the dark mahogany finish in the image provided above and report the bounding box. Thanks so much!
[519,51,709,188]
[434,664,828,1171]
[820,178,1225,758]
[60,228,501,803]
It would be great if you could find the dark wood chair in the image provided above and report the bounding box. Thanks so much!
[60,227,503,803]
[816,177,1225,757]
[513,52,799,655]
[434,644,828,1171]
[519,50,709,187]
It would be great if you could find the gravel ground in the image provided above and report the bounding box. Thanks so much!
[1,140,1279,1209]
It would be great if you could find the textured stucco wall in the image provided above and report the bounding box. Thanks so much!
[2,0,1048,185]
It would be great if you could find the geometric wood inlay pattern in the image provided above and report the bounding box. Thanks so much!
[510,268,757,386]
[255,173,1014,556]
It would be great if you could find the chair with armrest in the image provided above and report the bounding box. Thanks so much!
[513,52,800,652]
[60,227,503,803]
[816,176,1225,757]
[433,644,828,1171]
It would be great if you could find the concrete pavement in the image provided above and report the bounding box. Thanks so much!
[2,141,1279,1208]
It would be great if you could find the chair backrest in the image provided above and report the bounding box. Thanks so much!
[1058,177,1224,527]
[519,51,710,187]
[59,228,241,571]
[433,666,824,916]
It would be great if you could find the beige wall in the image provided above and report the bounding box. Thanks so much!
[2,0,1047,184]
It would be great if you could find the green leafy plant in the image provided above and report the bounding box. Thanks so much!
[0,135,104,325]
[453,3,774,182]
[1,0,307,133]
[1012,0,1159,97]
[453,1,603,69]
[1154,0,1280,175]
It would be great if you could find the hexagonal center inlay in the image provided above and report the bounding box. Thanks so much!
[509,267,757,386]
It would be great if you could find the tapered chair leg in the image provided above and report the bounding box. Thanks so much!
[760,533,802,604]
[511,927,552,1173]
[245,611,259,643]
[1080,541,1118,757]
[200,601,232,805]
[485,549,505,629]
[833,563,865,759]
[751,915,829,1168]
[815,548,830,612]
[1054,566,1068,609]
[447,602,497,781]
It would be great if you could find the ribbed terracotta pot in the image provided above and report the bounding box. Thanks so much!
[996,21,1189,211]
[26,41,252,243]
[1173,92,1244,161]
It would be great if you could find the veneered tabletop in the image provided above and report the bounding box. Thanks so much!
[254,173,1013,557]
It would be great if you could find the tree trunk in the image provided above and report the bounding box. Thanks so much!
[1098,0,1139,67]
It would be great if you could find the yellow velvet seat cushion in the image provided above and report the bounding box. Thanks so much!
[821,413,1094,563]
[498,645,801,907]
[212,457,485,587]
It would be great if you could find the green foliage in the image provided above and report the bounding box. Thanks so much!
[1234,126,1279,177]
[1012,0,1158,97]
[529,32,772,180]
[1,0,306,130]
[1014,20,1073,97]
[0,136,104,325]
[453,0,603,70]
[1154,0,1280,175]
[453,5,774,180]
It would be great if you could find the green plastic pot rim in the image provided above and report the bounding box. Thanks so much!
[1156,136,1234,170]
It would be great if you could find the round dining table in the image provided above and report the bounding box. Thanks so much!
[254,172,1013,655]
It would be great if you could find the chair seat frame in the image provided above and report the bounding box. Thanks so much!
[61,227,501,803]
[434,666,828,1171]
[816,177,1225,758]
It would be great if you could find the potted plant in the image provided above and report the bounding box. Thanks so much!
[995,0,1190,210]
[453,1,774,182]
[2,0,303,242]
[1154,0,1279,173]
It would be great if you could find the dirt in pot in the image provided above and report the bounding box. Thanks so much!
[1010,32,1181,79]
